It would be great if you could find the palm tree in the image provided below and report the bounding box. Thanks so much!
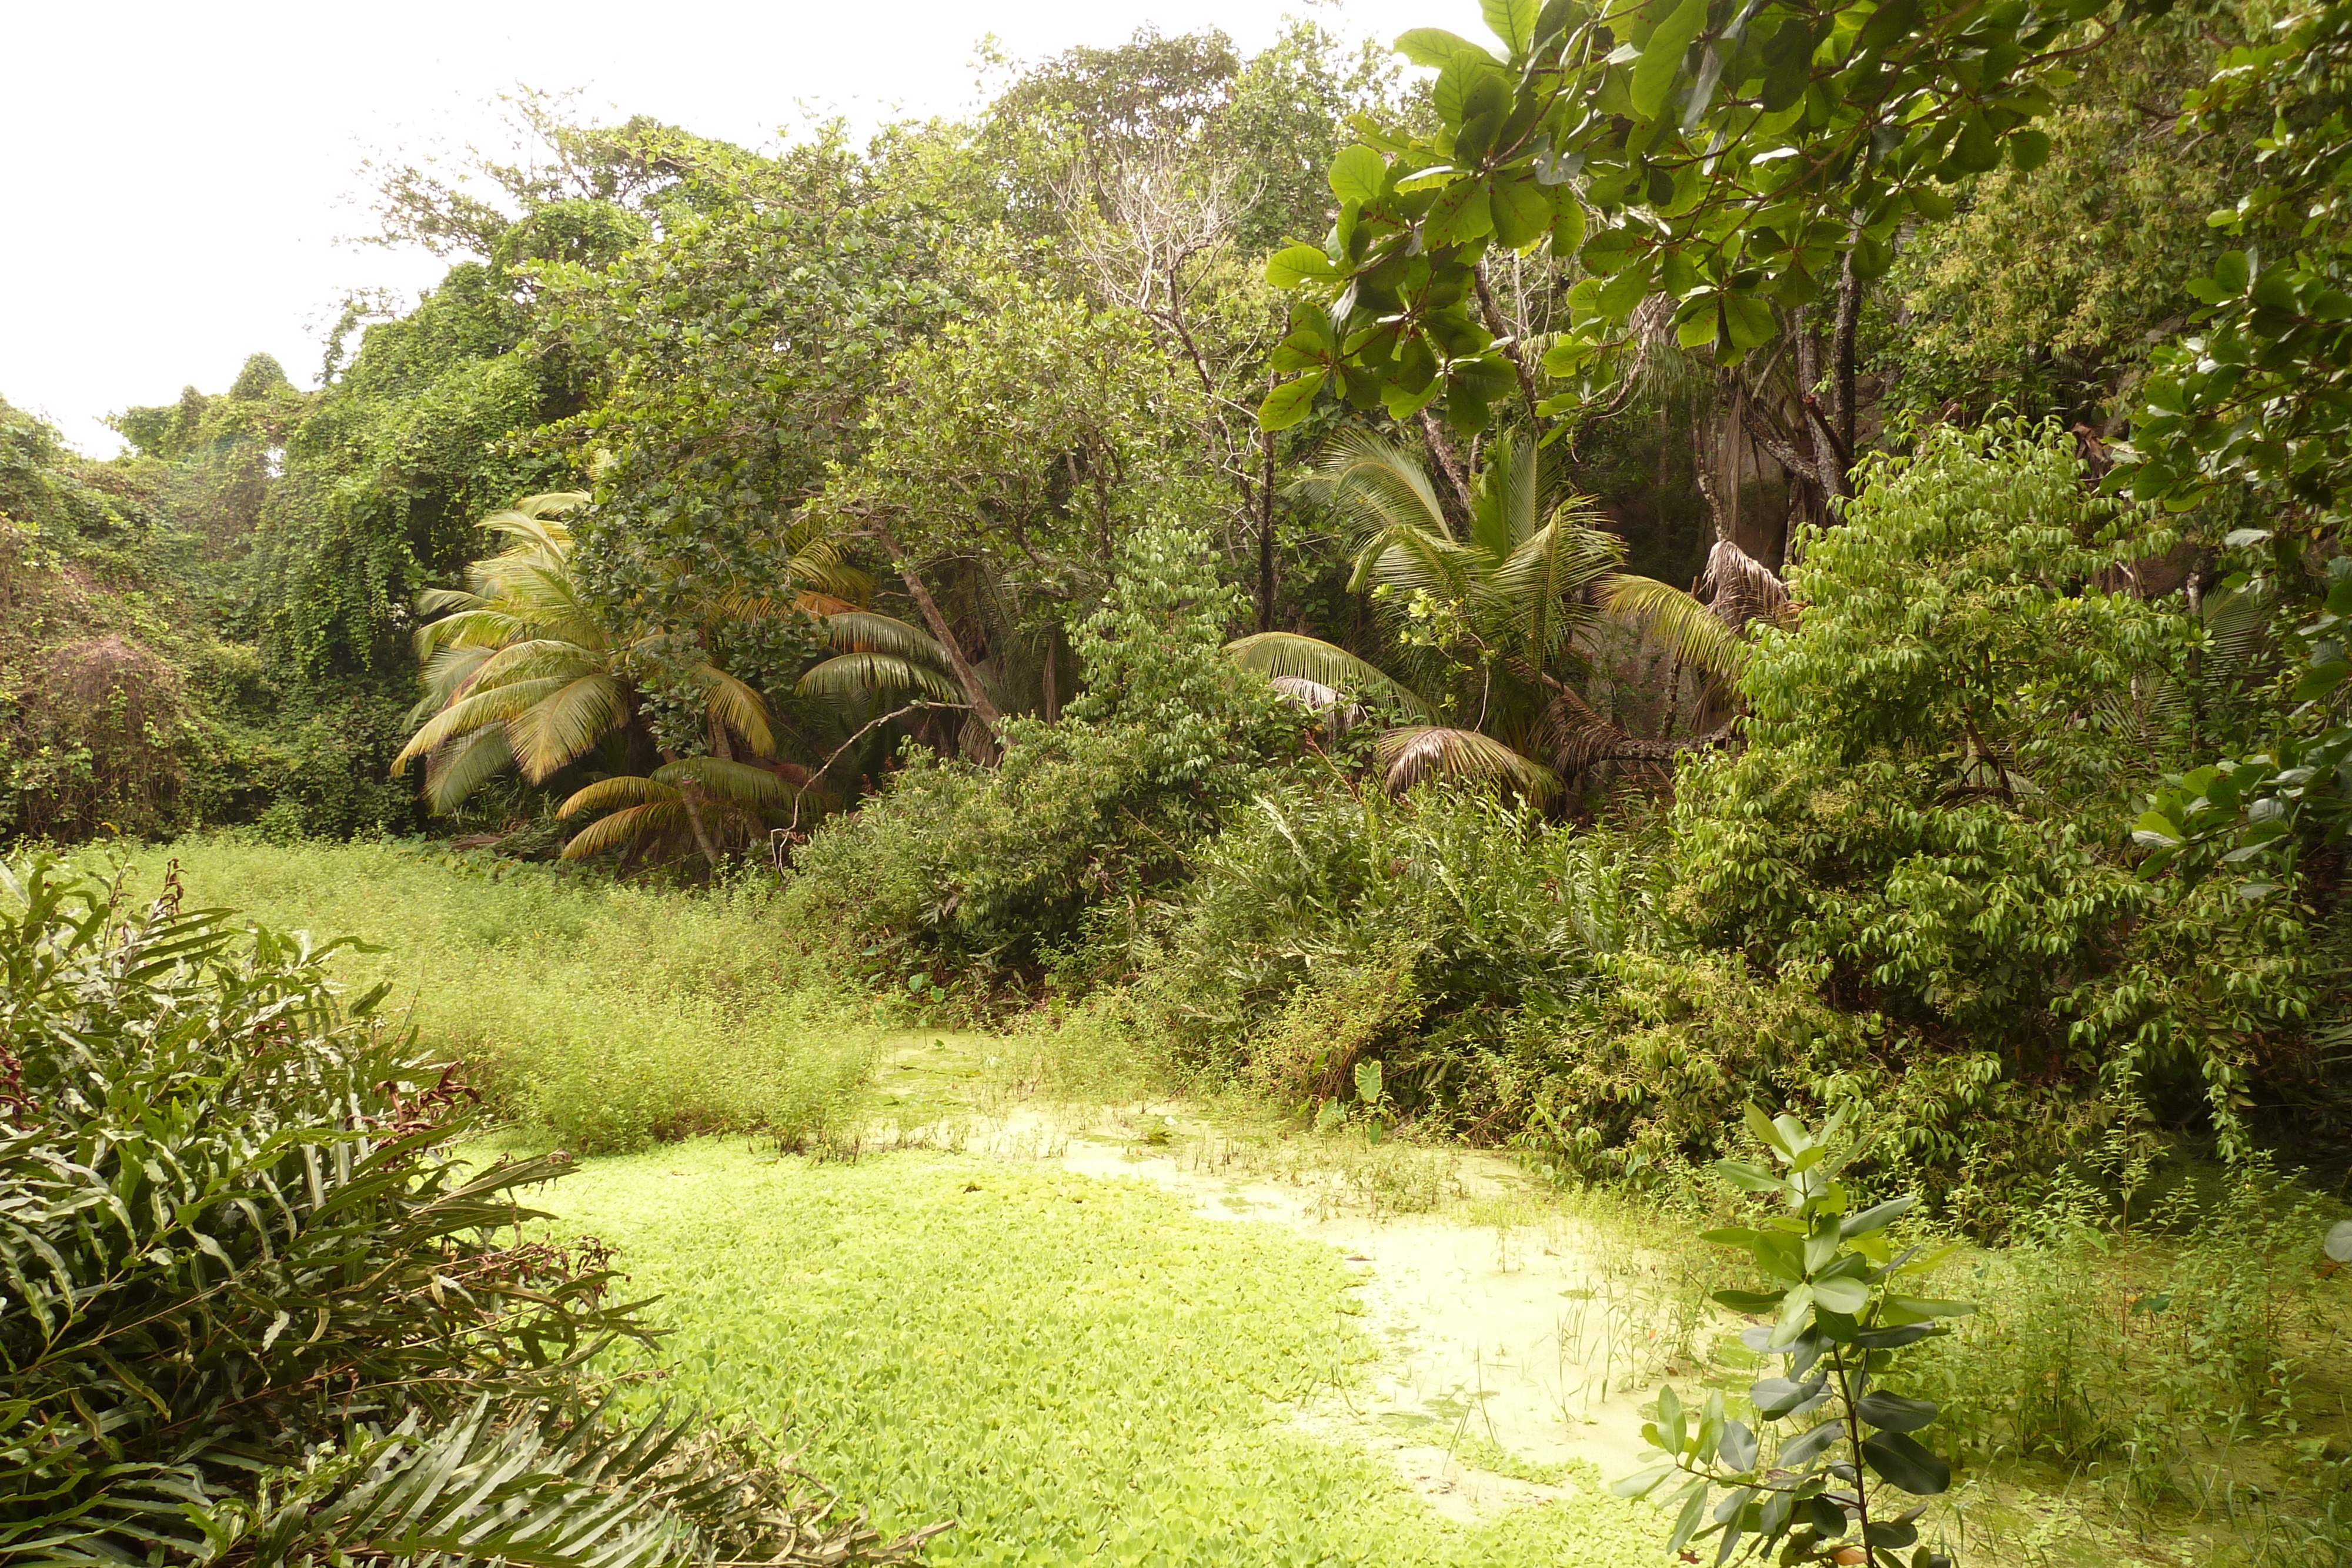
[391,494,776,814]
[1226,432,1760,794]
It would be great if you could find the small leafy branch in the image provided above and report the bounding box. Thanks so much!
[1615,1106,1973,1567]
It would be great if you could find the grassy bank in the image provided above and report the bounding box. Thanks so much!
[91,834,880,1151]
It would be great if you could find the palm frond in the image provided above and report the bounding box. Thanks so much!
[561,803,689,860]
[1600,574,1751,685]
[1222,633,1436,720]
[697,668,776,758]
[653,757,796,804]
[409,644,496,723]
[797,654,961,703]
[468,638,603,688]
[2203,583,2276,682]
[823,612,948,664]
[783,529,877,606]
[1302,427,1456,540]
[1492,512,1626,667]
[1699,538,1790,631]
[1346,524,1477,603]
[1468,433,1546,560]
[420,727,517,815]
[558,775,678,819]
[393,677,577,772]
[507,674,633,781]
[1375,726,1559,801]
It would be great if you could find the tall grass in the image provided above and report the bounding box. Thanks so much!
[91,834,881,1153]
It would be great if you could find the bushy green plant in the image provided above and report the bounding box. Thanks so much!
[1140,775,1645,1128]
[1618,1107,1970,1567]
[1905,1157,2349,1523]
[1621,422,2320,1199]
[781,520,1298,989]
[0,852,924,1564]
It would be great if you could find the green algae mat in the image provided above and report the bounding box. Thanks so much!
[543,1142,1660,1568]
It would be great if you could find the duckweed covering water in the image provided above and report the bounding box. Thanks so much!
[544,1142,1662,1568]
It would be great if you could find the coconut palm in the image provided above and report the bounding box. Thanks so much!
[1226,432,1759,793]
[392,494,778,814]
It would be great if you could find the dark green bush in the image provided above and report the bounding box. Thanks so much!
[1138,777,1643,1128]
[1512,423,2326,1212]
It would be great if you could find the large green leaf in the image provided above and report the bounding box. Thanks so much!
[1258,372,1324,432]
[1861,1430,1952,1495]
[1329,145,1389,205]
[1632,0,1710,121]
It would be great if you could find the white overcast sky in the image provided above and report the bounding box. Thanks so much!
[5,0,1480,457]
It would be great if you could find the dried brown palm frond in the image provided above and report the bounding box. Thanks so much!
[1699,537,1791,632]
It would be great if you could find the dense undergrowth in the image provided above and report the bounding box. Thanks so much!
[0,854,926,1566]
[770,426,2347,1230]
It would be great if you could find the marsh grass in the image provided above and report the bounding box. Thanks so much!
[89,834,883,1152]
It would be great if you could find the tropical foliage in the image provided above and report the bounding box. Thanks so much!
[0,852,930,1564]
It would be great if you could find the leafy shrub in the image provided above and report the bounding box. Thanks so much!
[0,852,927,1564]
[1524,422,2324,1207]
[781,520,1297,989]
[1138,777,1643,1129]
[1618,1107,1969,1568]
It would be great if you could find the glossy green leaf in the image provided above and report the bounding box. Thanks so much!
[1856,1391,1939,1433]
[1861,1430,1952,1495]
[1632,0,1710,121]
[1257,372,1324,432]
[1329,145,1389,206]
[1482,0,1542,52]
[1810,1275,1868,1313]
[1267,244,1340,289]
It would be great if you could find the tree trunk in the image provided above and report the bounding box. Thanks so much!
[1040,627,1060,722]
[1418,410,1478,519]
[660,749,724,872]
[1257,410,1278,633]
[1472,262,1545,430]
[870,515,1002,733]
[1832,248,1861,464]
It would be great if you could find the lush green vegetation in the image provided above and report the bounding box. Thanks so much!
[0,856,929,1564]
[12,0,2352,1560]
[537,1142,1675,1568]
